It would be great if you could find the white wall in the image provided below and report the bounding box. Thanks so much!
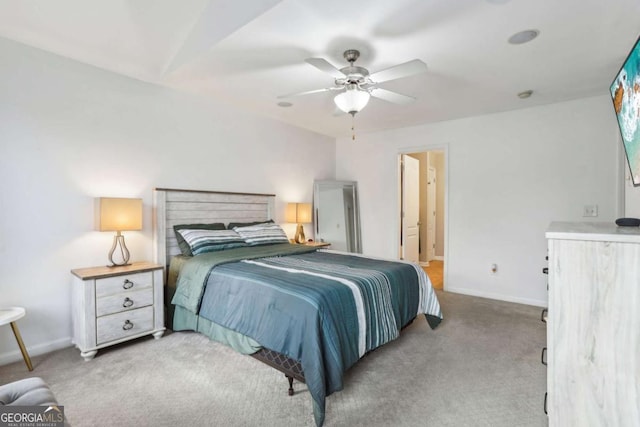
[0,37,335,365]
[337,95,621,307]
[626,182,640,216]
[624,130,640,215]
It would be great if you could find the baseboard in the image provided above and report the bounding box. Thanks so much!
[419,261,429,267]
[434,256,444,261]
[444,286,547,308]
[0,337,73,367]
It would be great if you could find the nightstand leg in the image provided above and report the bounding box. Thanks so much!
[10,322,33,371]
[81,350,97,361]
[152,330,165,340]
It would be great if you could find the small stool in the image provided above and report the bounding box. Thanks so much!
[0,307,33,371]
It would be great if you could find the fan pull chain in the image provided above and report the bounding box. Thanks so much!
[351,114,356,141]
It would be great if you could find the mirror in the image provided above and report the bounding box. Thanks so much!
[313,180,361,253]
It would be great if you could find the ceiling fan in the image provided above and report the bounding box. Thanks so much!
[278,49,428,116]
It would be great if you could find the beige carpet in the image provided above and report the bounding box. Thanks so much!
[0,291,547,426]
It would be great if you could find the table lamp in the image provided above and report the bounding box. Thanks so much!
[286,203,312,244]
[95,197,142,267]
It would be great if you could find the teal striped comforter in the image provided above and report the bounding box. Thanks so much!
[173,246,442,426]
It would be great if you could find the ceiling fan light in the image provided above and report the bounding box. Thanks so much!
[334,87,370,115]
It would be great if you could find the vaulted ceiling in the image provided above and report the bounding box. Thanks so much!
[0,0,638,137]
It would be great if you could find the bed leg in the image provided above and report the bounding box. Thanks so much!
[286,375,294,396]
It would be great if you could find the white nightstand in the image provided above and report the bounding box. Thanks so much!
[71,262,165,361]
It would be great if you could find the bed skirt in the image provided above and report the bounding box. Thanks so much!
[172,305,306,389]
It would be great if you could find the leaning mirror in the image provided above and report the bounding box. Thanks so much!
[313,180,361,253]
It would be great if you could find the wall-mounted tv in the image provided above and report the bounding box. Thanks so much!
[611,35,640,186]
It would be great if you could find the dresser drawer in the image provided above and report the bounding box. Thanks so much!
[96,287,153,317]
[96,306,154,345]
[95,272,152,298]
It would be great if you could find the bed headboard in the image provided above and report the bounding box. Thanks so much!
[153,188,276,267]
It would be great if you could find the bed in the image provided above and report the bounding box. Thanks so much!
[153,188,443,426]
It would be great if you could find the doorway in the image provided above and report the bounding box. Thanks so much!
[398,149,447,290]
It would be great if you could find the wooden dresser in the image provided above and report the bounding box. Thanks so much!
[545,222,640,424]
[71,262,165,361]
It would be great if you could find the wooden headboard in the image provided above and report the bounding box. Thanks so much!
[153,188,275,267]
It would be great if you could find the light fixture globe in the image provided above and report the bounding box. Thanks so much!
[334,84,370,116]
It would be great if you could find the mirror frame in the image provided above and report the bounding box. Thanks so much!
[313,180,362,253]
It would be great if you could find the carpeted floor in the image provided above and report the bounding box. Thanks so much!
[0,291,547,426]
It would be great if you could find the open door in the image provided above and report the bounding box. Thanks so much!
[426,166,436,262]
[401,155,420,262]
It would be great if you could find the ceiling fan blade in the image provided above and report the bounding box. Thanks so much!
[370,88,416,105]
[369,59,427,83]
[277,87,337,99]
[305,58,346,79]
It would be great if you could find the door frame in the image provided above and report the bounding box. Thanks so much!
[396,144,449,290]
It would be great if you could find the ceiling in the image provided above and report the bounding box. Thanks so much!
[0,0,639,138]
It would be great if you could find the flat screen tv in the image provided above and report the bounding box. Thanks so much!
[611,35,640,186]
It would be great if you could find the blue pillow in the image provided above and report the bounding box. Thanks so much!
[233,223,289,246]
[226,219,273,230]
[173,223,226,256]
[176,229,247,255]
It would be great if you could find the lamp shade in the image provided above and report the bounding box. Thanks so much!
[334,85,370,115]
[297,203,312,223]
[95,198,143,231]
[286,203,312,223]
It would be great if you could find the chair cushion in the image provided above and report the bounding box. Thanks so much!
[0,377,58,406]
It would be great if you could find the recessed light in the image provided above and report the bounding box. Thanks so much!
[277,101,293,107]
[508,29,540,45]
[517,90,533,99]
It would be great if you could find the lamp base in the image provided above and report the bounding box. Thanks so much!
[107,263,132,268]
[294,224,306,244]
[107,232,131,267]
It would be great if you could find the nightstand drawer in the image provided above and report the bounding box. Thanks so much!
[96,287,153,317]
[96,306,154,345]
[95,272,152,298]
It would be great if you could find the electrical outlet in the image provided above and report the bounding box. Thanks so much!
[583,205,598,217]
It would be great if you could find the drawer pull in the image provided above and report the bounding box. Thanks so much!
[544,392,548,415]
[541,308,548,323]
[541,347,547,366]
[123,279,134,289]
[542,267,548,274]
[122,297,134,308]
[122,320,134,330]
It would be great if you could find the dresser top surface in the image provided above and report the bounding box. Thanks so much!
[547,221,640,243]
[71,261,163,280]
